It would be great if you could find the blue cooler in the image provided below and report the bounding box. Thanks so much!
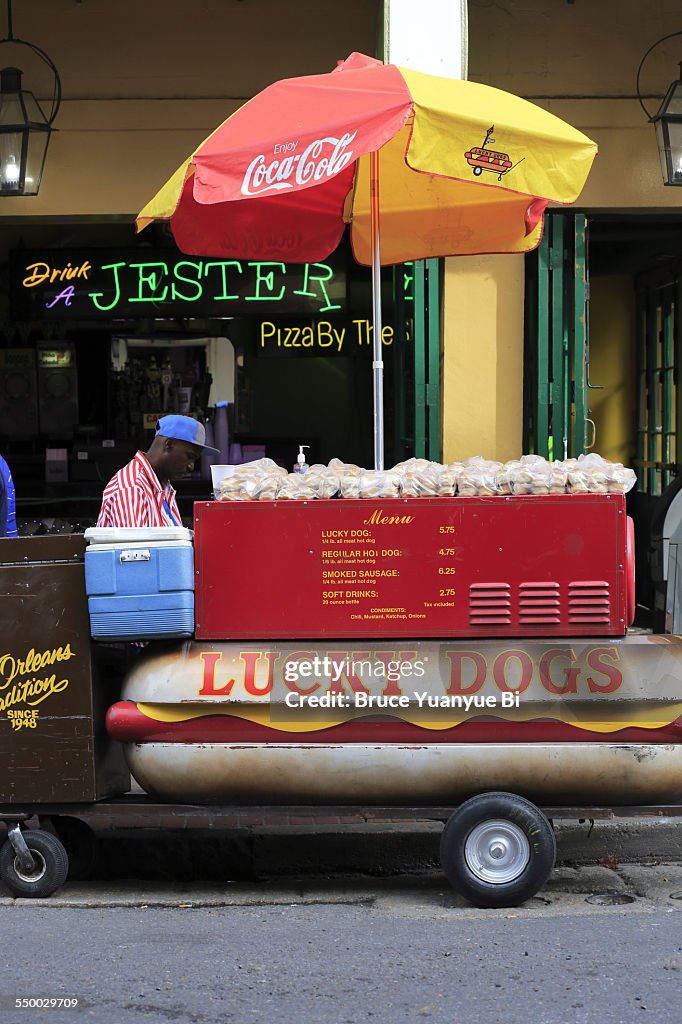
[84,527,194,640]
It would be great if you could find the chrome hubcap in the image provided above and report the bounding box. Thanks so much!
[13,850,46,884]
[464,820,530,884]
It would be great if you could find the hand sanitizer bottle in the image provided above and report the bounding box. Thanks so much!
[293,445,310,474]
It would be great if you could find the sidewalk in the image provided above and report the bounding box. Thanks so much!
[85,812,682,882]
[4,861,682,914]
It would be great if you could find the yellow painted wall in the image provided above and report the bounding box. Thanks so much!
[440,0,682,464]
[588,276,637,466]
[442,254,524,463]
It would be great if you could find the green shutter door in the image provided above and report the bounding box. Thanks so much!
[525,212,589,459]
[391,258,441,463]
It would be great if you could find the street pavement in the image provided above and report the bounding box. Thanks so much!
[2,872,682,1024]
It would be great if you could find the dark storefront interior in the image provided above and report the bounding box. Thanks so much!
[0,221,413,532]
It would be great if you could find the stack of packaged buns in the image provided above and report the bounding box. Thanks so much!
[215,453,636,501]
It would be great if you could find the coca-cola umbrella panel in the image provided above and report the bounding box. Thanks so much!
[136,53,597,468]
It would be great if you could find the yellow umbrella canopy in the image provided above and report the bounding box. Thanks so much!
[136,53,596,467]
[136,53,596,265]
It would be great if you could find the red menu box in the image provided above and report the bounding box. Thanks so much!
[193,494,632,639]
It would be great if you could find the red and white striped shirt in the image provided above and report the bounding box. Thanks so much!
[97,451,183,528]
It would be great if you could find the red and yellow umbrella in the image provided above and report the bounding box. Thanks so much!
[137,52,597,465]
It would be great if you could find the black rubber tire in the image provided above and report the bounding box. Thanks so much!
[0,830,69,898]
[440,791,556,908]
[52,817,98,881]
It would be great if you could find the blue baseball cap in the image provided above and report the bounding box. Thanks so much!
[156,415,219,454]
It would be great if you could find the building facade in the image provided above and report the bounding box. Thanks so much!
[1,0,680,615]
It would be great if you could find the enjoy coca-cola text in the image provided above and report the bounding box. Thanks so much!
[241,131,357,196]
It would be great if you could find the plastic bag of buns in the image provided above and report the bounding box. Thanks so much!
[458,456,502,496]
[439,463,462,496]
[218,474,263,501]
[339,469,401,499]
[359,469,402,498]
[392,458,443,497]
[276,474,319,500]
[218,459,286,501]
[509,454,553,495]
[607,465,636,493]
[255,474,283,501]
[234,457,279,477]
[547,461,569,493]
[333,469,401,500]
[305,464,340,499]
[339,473,361,499]
[565,453,636,494]
[580,454,610,493]
[498,460,521,495]
[328,458,363,477]
[566,453,607,493]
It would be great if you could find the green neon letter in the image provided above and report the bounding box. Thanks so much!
[89,262,125,312]
[172,261,203,302]
[203,261,243,300]
[293,262,341,313]
[128,262,169,303]
[246,262,286,301]
[402,262,414,303]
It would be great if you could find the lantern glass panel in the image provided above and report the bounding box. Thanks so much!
[20,89,48,124]
[655,118,682,185]
[0,89,23,126]
[0,128,24,191]
[664,80,682,116]
[23,126,49,194]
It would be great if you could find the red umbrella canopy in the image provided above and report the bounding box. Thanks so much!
[137,53,597,265]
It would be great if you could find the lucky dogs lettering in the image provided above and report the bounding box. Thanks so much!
[197,647,624,699]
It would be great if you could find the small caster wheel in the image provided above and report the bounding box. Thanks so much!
[0,829,69,899]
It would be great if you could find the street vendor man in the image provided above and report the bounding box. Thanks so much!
[97,414,218,528]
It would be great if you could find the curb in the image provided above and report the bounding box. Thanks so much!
[83,816,682,881]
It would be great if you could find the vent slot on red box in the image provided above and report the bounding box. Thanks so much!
[568,580,611,624]
[469,582,512,625]
[518,581,561,624]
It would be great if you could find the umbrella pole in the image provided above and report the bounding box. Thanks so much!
[370,149,384,471]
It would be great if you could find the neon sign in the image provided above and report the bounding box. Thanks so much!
[11,249,347,321]
[256,318,410,356]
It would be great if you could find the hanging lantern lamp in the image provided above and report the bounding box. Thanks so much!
[0,0,61,196]
[636,30,682,187]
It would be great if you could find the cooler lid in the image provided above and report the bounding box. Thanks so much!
[84,526,193,545]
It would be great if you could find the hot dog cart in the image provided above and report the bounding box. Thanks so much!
[1,490,681,908]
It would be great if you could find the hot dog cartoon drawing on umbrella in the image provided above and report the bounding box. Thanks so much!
[464,125,526,181]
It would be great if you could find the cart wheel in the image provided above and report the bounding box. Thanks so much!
[52,817,98,881]
[0,830,69,899]
[440,792,556,908]
[473,166,483,175]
